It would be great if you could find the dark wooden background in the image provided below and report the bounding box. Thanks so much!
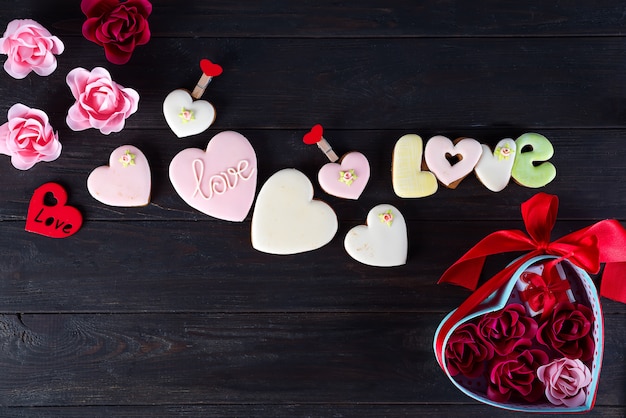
[0,1,624,417]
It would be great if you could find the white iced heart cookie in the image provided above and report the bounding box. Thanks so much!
[87,145,151,207]
[424,135,483,188]
[318,151,370,199]
[344,204,407,267]
[163,89,216,138]
[251,168,338,255]
[169,131,257,222]
[474,139,517,192]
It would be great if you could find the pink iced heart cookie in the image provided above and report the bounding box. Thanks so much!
[87,145,151,207]
[434,256,602,413]
[163,89,216,138]
[318,151,370,199]
[169,131,257,222]
[424,135,483,188]
[251,168,338,255]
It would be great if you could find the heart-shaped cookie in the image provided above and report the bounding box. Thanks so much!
[87,145,151,207]
[169,131,257,222]
[474,139,517,192]
[25,182,82,238]
[163,89,216,138]
[392,134,438,198]
[344,204,407,267]
[434,256,602,413]
[424,135,483,188]
[251,168,338,255]
[318,151,370,200]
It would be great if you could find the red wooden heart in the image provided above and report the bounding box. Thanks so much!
[25,182,83,238]
[200,59,223,77]
[303,124,324,144]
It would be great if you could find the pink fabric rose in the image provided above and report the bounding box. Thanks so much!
[445,322,494,378]
[0,103,61,170]
[537,358,592,407]
[81,0,152,65]
[487,347,549,403]
[537,301,595,362]
[0,19,64,79]
[66,67,139,135]
[478,303,538,356]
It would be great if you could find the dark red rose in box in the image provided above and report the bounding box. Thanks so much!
[444,322,494,378]
[537,301,595,362]
[487,347,549,403]
[477,303,538,356]
[81,0,152,65]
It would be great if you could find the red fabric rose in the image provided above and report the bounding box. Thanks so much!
[445,322,494,378]
[487,347,549,403]
[477,303,538,356]
[537,301,595,362]
[81,0,152,65]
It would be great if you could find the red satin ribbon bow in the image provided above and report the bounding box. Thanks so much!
[518,260,571,321]
[435,192,626,367]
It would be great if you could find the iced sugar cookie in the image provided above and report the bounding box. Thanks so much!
[511,133,556,188]
[391,134,438,198]
[163,59,221,138]
[303,124,370,199]
[474,139,516,192]
[344,204,407,267]
[424,135,483,188]
[251,168,338,255]
[169,131,257,222]
[87,145,151,207]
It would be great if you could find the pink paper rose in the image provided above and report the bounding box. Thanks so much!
[477,303,538,356]
[66,66,139,134]
[537,358,592,407]
[81,0,152,65]
[445,322,494,378]
[537,301,595,362]
[0,103,61,170]
[0,19,64,79]
[487,347,549,403]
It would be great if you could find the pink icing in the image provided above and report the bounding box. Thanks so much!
[87,145,151,207]
[169,131,257,222]
[318,151,370,199]
[424,135,483,187]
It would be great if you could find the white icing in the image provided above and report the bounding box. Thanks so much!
[251,168,338,255]
[163,89,216,138]
[344,204,408,267]
[474,139,517,192]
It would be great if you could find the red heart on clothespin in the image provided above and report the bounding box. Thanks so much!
[200,59,223,77]
[303,124,324,144]
[25,182,83,238]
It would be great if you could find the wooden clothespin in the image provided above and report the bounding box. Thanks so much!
[190,58,223,99]
[302,124,339,162]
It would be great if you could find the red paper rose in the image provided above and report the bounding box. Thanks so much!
[81,0,152,65]
[445,322,494,378]
[487,347,548,403]
[477,303,538,356]
[537,301,595,362]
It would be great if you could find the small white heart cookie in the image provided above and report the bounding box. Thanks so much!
[424,135,483,188]
[87,145,151,207]
[474,139,517,192]
[344,204,407,267]
[251,168,338,255]
[163,89,216,138]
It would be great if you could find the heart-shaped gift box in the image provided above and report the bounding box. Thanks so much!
[435,255,603,412]
[433,193,626,413]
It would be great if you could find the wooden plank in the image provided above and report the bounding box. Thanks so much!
[1,38,626,130]
[0,129,624,222]
[0,220,623,314]
[0,313,622,407]
[0,405,624,418]
[14,0,626,38]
